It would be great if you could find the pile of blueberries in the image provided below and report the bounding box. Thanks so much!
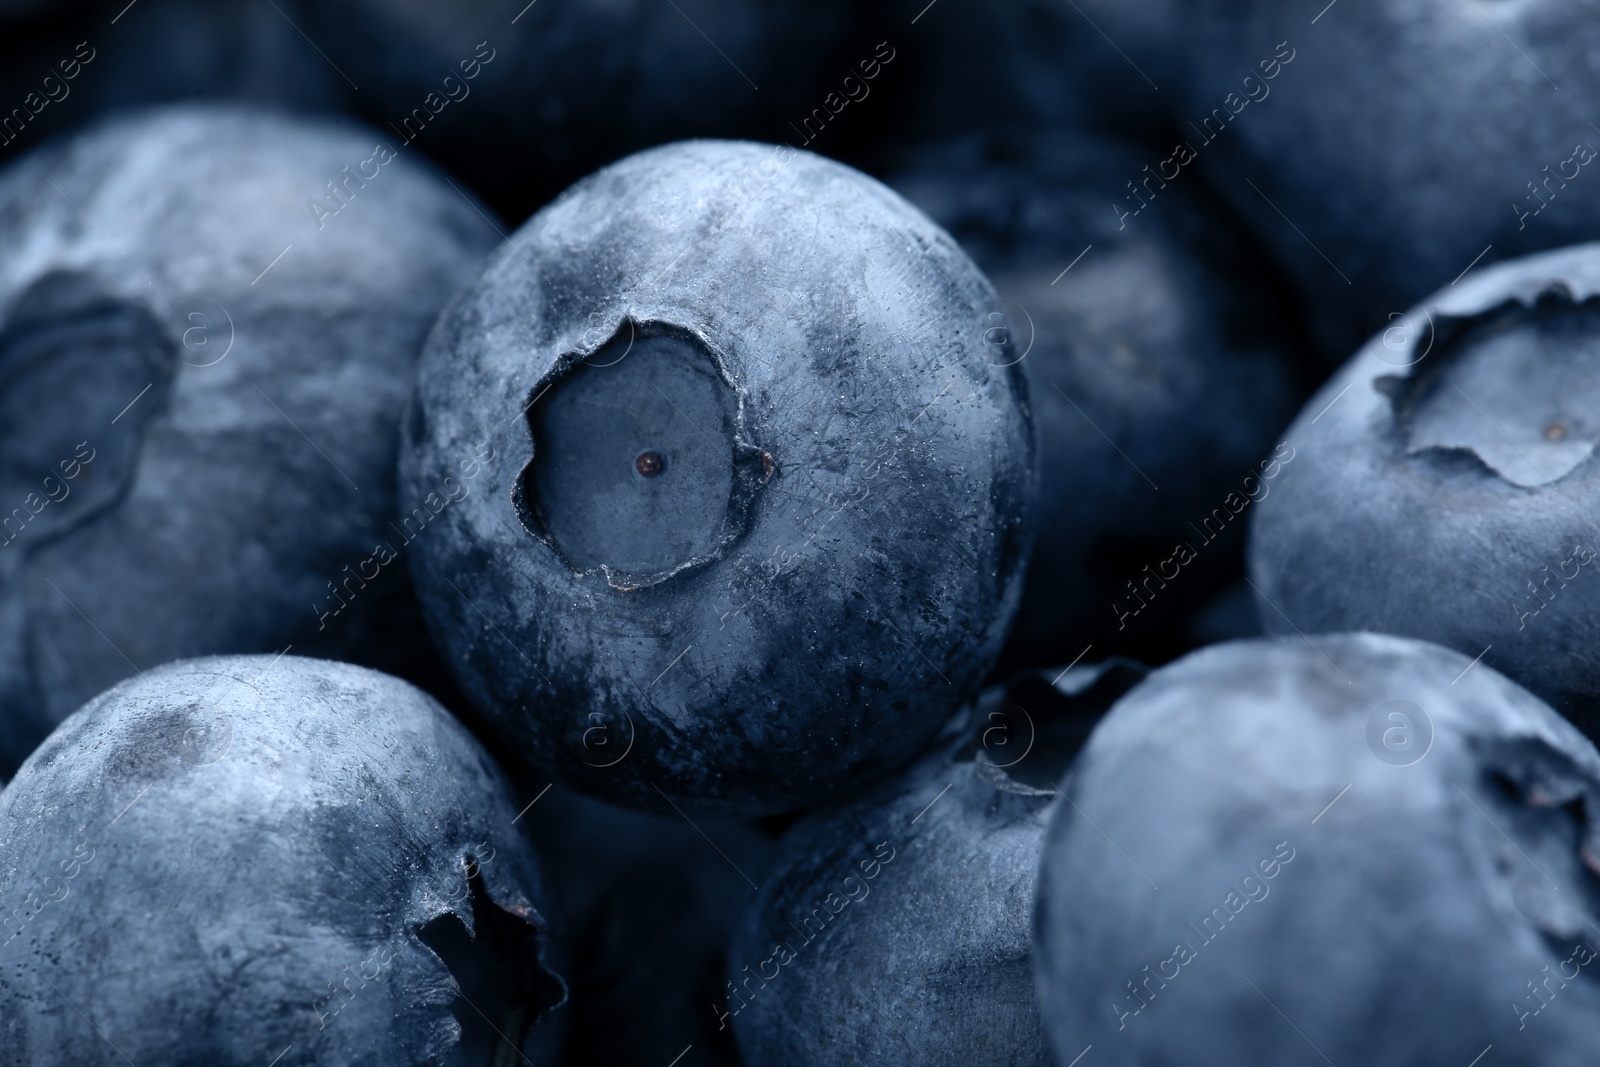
[3,0,1600,1064]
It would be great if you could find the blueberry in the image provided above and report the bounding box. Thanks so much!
[0,104,498,773]
[1185,2,1600,356]
[0,654,565,1065]
[302,0,862,217]
[1037,633,1600,1066]
[887,132,1306,669]
[1249,245,1600,732]
[403,140,1036,814]
[729,659,1145,1064]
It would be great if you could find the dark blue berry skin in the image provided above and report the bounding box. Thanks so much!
[1037,634,1600,1067]
[888,132,1307,670]
[728,660,1144,1065]
[0,654,565,1066]
[1249,244,1600,735]
[1185,1,1600,357]
[402,139,1036,816]
[0,105,498,774]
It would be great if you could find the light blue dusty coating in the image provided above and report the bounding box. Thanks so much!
[403,139,1036,815]
[0,104,498,771]
[726,662,1147,1065]
[1249,244,1600,730]
[1038,634,1600,1066]
[0,654,562,1066]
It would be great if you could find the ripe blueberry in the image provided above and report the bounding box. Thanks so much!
[1249,244,1600,733]
[729,659,1144,1064]
[402,140,1036,814]
[1038,634,1600,1066]
[0,104,498,773]
[1185,1,1600,356]
[0,654,565,1065]
[888,132,1306,669]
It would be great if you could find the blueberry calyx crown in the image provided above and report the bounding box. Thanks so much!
[513,319,770,589]
[1378,287,1600,489]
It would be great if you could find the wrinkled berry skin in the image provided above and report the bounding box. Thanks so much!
[1037,634,1600,1067]
[403,140,1036,815]
[0,105,497,773]
[889,133,1306,669]
[1249,245,1600,734]
[729,661,1143,1064]
[0,655,565,1066]
[1186,1,1600,356]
